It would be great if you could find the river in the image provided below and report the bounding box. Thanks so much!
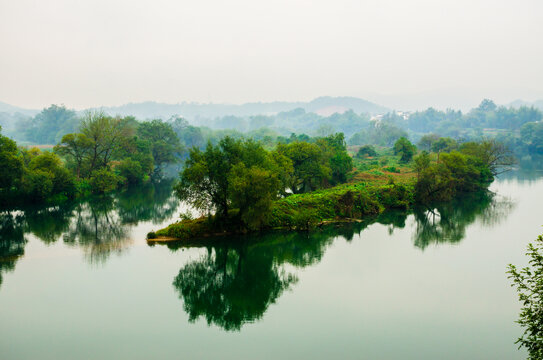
[1,172,542,359]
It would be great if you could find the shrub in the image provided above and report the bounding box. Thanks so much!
[89,168,122,194]
[356,145,377,158]
[383,166,400,173]
[21,169,54,201]
[117,158,145,185]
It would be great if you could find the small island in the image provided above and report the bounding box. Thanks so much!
[149,134,514,243]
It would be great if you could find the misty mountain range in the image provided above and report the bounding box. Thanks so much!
[1,96,542,121]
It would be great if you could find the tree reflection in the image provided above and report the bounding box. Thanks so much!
[0,181,179,272]
[171,191,514,330]
[0,212,26,288]
[171,226,369,331]
[116,179,179,225]
[174,244,297,331]
[62,196,131,265]
[411,192,513,250]
[23,204,75,244]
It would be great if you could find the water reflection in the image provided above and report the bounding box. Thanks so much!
[170,191,514,331]
[0,213,26,287]
[63,196,131,265]
[412,192,514,250]
[0,180,180,285]
[116,182,179,225]
[170,228,347,331]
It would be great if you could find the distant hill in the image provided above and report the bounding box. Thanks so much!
[0,96,389,121]
[95,96,389,120]
[507,99,543,111]
[0,101,39,116]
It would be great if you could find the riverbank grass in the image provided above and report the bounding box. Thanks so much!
[151,178,415,242]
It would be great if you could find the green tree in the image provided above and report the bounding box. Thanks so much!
[116,158,145,185]
[79,111,135,175]
[137,119,182,174]
[23,104,78,144]
[460,139,515,176]
[356,145,377,158]
[276,141,330,193]
[413,151,431,179]
[417,133,440,152]
[89,168,122,194]
[317,133,353,185]
[432,137,457,162]
[507,233,543,360]
[21,169,54,201]
[54,133,93,178]
[0,128,23,196]
[228,163,281,229]
[393,137,417,163]
[175,137,291,229]
[415,151,492,203]
[27,151,75,198]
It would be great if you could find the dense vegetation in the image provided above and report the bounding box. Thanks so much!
[508,233,543,360]
[172,134,352,231]
[1,98,524,215]
[3,98,540,161]
[0,112,182,206]
[154,133,512,241]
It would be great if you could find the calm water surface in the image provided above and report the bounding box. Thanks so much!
[1,173,542,360]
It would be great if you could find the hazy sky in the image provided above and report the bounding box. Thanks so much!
[1,0,542,110]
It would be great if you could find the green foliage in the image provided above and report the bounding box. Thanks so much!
[383,166,400,173]
[277,141,329,193]
[393,137,417,163]
[413,151,431,177]
[137,119,183,173]
[417,133,440,151]
[89,169,122,194]
[349,122,408,147]
[79,111,136,175]
[228,163,281,230]
[431,137,458,154]
[267,183,408,228]
[116,158,145,185]
[0,129,23,195]
[356,145,377,158]
[319,133,353,185]
[156,217,212,240]
[460,139,516,176]
[20,104,79,144]
[175,137,289,229]
[415,151,493,203]
[507,234,543,360]
[54,133,93,178]
[21,169,54,201]
[13,150,77,202]
[520,122,543,155]
[276,133,352,192]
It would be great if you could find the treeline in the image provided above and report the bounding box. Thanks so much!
[355,135,514,202]
[154,133,513,240]
[5,99,542,161]
[347,100,542,156]
[0,112,182,206]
